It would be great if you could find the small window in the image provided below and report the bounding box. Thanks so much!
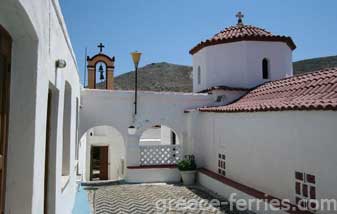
[218,153,226,177]
[295,171,317,211]
[75,97,79,161]
[262,58,269,79]
[197,66,201,84]
[62,82,72,176]
[171,131,176,145]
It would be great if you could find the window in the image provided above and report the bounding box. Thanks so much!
[295,171,317,211]
[218,153,226,176]
[171,131,176,145]
[197,66,201,84]
[262,58,269,79]
[62,82,72,176]
[75,98,79,161]
[216,95,225,103]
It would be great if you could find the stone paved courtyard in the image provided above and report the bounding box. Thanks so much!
[84,183,254,214]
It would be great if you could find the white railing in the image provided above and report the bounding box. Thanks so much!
[139,145,182,166]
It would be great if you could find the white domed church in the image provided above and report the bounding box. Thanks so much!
[190,12,295,92]
[0,1,336,213]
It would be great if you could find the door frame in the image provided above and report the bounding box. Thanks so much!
[43,91,52,214]
[0,25,12,214]
[90,145,109,181]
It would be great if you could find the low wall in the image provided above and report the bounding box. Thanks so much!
[198,169,311,214]
[126,166,180,183]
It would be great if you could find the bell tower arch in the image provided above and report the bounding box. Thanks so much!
[87,43,115,90]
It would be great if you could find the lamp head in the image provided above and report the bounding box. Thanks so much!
[55,59,67,68]
[131,51,142,67]
[128,125,137,135]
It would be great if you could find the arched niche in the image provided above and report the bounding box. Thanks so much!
[78,125,126,182]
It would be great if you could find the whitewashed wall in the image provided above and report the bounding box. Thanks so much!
[0,0,81,213]
[190,111,337,214]
[192,41,293,92]
[80,126,126,182]
[80,90,214,170]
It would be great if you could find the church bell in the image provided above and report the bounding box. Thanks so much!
[98,64,105,80]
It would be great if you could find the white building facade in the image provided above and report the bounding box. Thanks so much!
[0,1,336,213]
[0,0,81,213]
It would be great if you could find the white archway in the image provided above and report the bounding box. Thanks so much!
[78,126,126,182]
[138,124,182,166]
[139,124,180,146]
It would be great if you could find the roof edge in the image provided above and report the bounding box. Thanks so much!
[189,36,296,55]
[198,85,251,93]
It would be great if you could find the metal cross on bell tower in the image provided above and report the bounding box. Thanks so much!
[236,11,244,26]
[97,42,105,53]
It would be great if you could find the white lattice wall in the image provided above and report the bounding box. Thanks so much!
[139,145,182,166]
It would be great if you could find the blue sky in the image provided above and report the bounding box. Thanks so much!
[59,0,337,84]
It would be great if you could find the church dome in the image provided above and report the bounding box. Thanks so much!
[190,18,296,55]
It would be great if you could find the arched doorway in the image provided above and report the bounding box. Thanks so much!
[0,25,12,212]
[139,125,181,166]
[78,126,126,182]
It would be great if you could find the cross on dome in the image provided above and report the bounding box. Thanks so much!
[98,42,105,52]
[236,11,244,26]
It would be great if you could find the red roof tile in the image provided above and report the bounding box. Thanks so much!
[198,85,250,93]
[190,25,296,55]
[198,68,337,112]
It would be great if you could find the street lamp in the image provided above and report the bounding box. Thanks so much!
[128,51,142,135]
[130,51,142,115]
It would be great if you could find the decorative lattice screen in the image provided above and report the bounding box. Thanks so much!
[139,145,182,166]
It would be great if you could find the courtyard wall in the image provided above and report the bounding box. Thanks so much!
[190,110,337,213]
[79,89,214,171]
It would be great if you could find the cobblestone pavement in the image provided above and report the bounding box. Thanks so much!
[85,183,254,214]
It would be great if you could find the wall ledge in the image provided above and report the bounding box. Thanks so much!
[127,165,177,169]
[199,168,313,214]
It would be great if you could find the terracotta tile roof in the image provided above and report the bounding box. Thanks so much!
[198,68,337,112]
[190,25,296,55]
[198,85,250,93]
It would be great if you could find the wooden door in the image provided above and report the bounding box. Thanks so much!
[0,25,12,214]
[99,146,109,180]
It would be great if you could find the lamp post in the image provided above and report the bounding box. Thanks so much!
[131,51,142,115]
[128,51,142,135]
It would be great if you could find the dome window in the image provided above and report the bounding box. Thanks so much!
[197,66,201,84]
[262,58,269,79]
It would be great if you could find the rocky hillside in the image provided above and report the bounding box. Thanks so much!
[114,56,337,92]
[293,55,337,75]
[114,62,192,92]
